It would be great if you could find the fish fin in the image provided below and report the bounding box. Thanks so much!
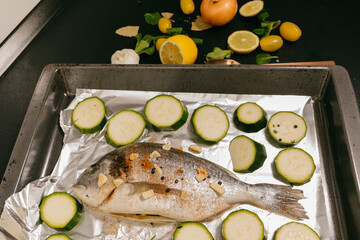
[213,164,240,180]
[86,205,178,223]
[73,182,116,208]
[111,213,178,223]
[251,183,308,220]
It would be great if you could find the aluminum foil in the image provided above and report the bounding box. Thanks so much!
[0,89,330,239]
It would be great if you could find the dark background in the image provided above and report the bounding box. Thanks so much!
[0,0,359,212]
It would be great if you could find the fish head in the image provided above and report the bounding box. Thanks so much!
[73,150,128,207]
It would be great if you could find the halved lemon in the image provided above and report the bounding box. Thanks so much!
[159,34,198,64]
[227,30,259,54]
[239,0,264,17]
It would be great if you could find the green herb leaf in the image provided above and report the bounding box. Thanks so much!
[142,34,154,42]
[263,22,274,36]
[135,33,142,42]
[135,39,150,53]
[255,9,281,37]
[272,20,281,29]
[191,38,203,46]
[259,20,281,36]
[135,33,156,55]
[144,12,162,25]
[253,28,266,35]
[139,44,156,55]
[262,20,281,29]
[256,53,279,64]
[270,22,280,35]
[166,27,183,35]
[257,9,269,21]
[261,22,271,28]
[206,47,233,61]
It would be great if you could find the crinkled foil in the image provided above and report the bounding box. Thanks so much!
[0,89,330,239]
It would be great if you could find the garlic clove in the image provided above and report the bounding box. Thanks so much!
[111,49,140,64]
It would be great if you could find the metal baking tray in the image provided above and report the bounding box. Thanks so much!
[0,64,359,239]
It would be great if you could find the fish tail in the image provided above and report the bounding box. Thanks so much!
[251,183,308,220]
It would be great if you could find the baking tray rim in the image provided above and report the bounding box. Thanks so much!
[0,64,359,236]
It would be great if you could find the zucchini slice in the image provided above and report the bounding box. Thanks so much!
[173,222,214,240]
[45,233,72,240]
[72,97,107,134]
[191,105,229,142]
[144,95,188,130]
[234,102,267,132]
[229,135,267,172]
[39,192,83,231]
[274,222,320,240]
[268,111,307,145]
[275,147,316,184]
[106,110,146,147]
[222,209,264,240]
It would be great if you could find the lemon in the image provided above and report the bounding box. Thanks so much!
[280,22,302,42]
[155,38,167,52]
[180,0,195,15]
[260,35,283,52]
[239,0,264,17]
[158,17,172,34]
[227,30,259,54]
[159,35,198,64]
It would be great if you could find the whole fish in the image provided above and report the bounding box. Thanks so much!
[73,142,307,222]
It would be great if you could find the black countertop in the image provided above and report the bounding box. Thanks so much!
[1,0,360,208]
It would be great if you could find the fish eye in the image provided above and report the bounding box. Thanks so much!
[87,164,99,174]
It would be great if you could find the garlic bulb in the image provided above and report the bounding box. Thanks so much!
[111,49,140,64]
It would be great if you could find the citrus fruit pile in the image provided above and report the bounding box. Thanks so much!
[227,0,302,59]
[119,0,302,64]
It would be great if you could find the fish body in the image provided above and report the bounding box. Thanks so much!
[73,142,307,222]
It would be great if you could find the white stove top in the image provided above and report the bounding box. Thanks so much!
[0,0,41,44]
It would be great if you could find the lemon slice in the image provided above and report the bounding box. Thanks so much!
[159,34,198,64]
[227,30,259,54]
[160,40,184,64]
[239,1,264,17]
